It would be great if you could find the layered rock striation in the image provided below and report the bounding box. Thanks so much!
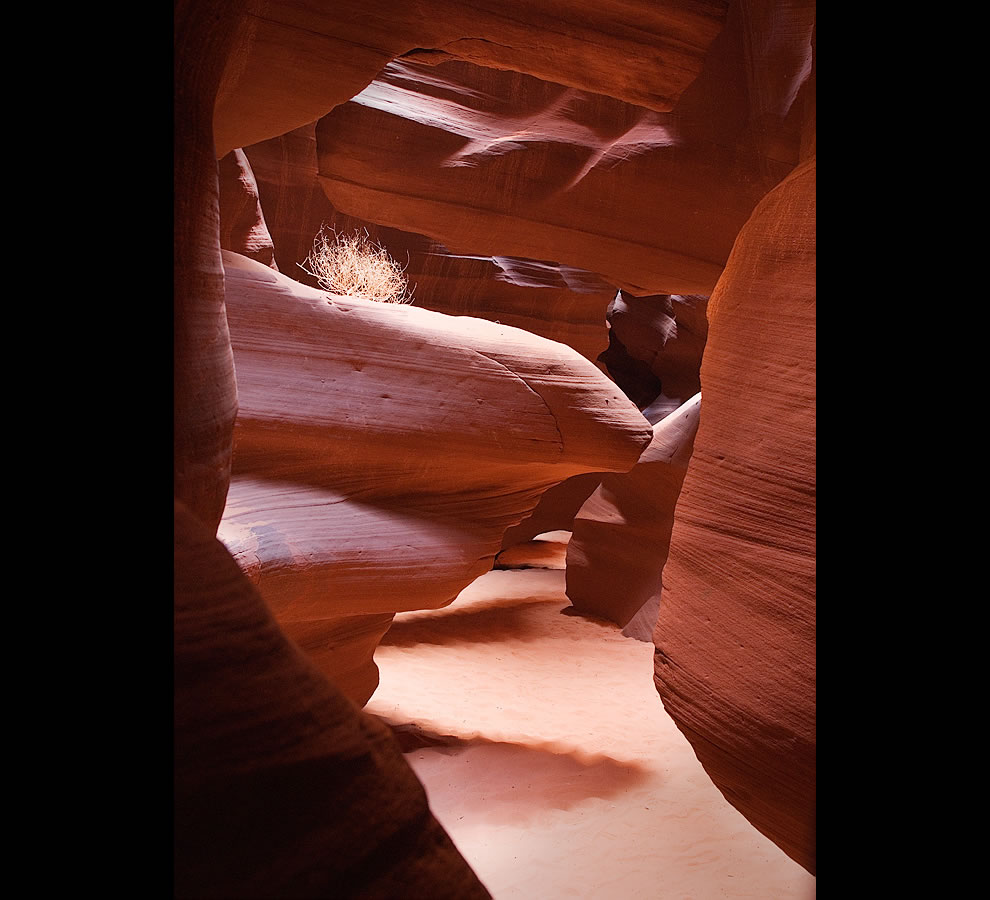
[218,250,653,704]
[177,0,817,885]
[565,393,701,629]
[242,123,617,368]
[175,498,492,899]
[174,0,242,534]
[653,154,816,874]
[310,0,813,297]
[599,293,709,423]
[213,0,730,156]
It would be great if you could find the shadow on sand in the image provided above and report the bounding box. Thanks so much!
[375,717,652,825]
[380,596,576,647]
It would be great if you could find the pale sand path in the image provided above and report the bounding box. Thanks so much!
[367,537,815,899]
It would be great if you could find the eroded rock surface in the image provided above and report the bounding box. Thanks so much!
[654,155,816,874]
[243,124,616,367]
[566,393,701,628]
[175,498,492,899]
[218,250,653,704]
[599,293,708,422]
[499,473,603,550]
[174,0,241,534]
[311,0,813,296]
[213,1,730,156]
[218,148,278,269]
[178,1,816,886]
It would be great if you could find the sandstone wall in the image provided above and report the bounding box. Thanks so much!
[177,0,817,883]
[654,155,816,874]
[175,499,492,899]
[218,250,652,704]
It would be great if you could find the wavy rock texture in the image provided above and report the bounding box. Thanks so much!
[218,148,278,269]
[311,0,813,296]
[174,499,491,899]
[213,0,729,156]
[242,123,616,367]
[179,0,816,886]
[654,155,816,874]
[566,393,701,628]
[218,250,653,704]
[498,473,603,550]
[174,0,241,534]
[405,254,615,367]
[238,125,327,280]
[599,293,709,422]
[502,291,709,550]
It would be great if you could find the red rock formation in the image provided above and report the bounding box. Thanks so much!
[502,290,708,552]
[174,0,241,534]
[242,124,615,367]
[406,254,615,367]
[311,0,813,297]
[494,530,570,570]
[566,393,701,627]
[599,293,708,422]
[314,59,732,294]
[174,498,491,899]
[178,0,816,884]
[239,124,329,284]
[213,1,730,157]
[499,473,603,550]
[218,148,278,269]
[219,250,653,704]
[653,154,816,874]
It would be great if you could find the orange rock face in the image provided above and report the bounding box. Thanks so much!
[309,0,813,297]
[217,148,278,269]
[218,250,653,704]
[242,123,617,367]
[566,393,701,627]
[177,0,816,886]
[499,473,604,550]
[174,0,241,534]
[599,293,709,421]
[654,155,816,874]
[175,499,491,899]
[314,58,765,295]
[213,0,730,156]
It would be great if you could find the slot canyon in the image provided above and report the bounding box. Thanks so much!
[174,1,815,897]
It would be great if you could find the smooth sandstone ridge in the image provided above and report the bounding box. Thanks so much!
[218,250,653,704]
[654,155,816,874]
[175,499,492,899]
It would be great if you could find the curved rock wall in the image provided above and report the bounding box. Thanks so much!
[213,1,729,156]
[175,499,492,899]
[566,393,701,627]
[218,250,653,704]
[309,0,813,297]
[599,293,709,422]
[178,0,816,884]
[653,155,816,873]
[314,57,771,295]
[174,0,241,534]
[218,148,278,269]
[242,123,616,367]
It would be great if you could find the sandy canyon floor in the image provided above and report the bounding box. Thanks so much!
[366,535,816,899]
